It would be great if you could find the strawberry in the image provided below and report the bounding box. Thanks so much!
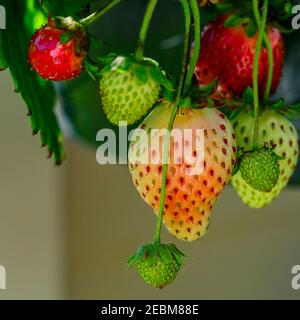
[194,15,284,99]
[28,22,88,81]
[128,243,184,289]
[99,56,163,126]
[129,101,237,241]
[239,148,280,193]
[231,109,299,208]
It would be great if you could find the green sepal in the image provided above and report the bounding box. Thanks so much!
[232,159,241,176]
[148,65,173,91]
[215,3,234,12]
[100,54,172,90]
[179,97,192,109]
[60,32,72,44]
[271,22,294,34]
[97,52,118,66]
[190,80,218,102]
[127,243,185,269]
[245,19,257,37]
[224,15,250,28]
[243,87,254,104]
[229,105,246,121]
[134,63,148,82]
[270,98,285,110]
[281,102,300,119]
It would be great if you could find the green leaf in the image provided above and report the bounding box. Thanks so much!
[2,0,65,164]
[0,33,8,70]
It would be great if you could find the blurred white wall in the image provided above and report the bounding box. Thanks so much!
[0,71,68,299]
[1,68,300,300]
[67,141,300,300]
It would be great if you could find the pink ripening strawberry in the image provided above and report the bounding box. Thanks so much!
[129,101,237,241]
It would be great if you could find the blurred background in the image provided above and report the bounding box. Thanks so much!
[0,0,300,300]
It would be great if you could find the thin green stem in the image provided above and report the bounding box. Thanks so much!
[253,0,273,103]
[153,0,192,246]
[252,0,268,150]
[80,0,122,27]
[263,35,274,103]
[184,0,201,95]
[153,104,178,246]
[135,0,159,61]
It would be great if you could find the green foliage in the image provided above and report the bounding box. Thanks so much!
[0,33,8,70]
[40,0,94,17]
[1,0,64,164]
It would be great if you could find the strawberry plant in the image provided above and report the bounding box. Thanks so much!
[1,0,300,289]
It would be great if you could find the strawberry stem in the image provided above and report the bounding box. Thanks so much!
[135,0,159,62]
[252,0,268,150]
[253,0,274,104]
[153,0,192,246]
[80,0,122,27]
[183,0,201,95]
[153,104,178,246]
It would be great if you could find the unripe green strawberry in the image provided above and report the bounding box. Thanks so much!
[128,244,184,289]
[231,109,299,208]
[99,56,163,126]
[129,101,237,241]
[239,148,280,192]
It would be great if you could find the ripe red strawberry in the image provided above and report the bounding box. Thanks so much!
[129,101,237,241]
[28,24,88,81]
[195,15,284,99]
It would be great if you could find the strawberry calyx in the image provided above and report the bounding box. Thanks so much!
[98,54,173,91]
[128,243,185,289]
[48,15,83,32]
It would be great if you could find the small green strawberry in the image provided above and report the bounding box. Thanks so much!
[239,148,280,193]
[231,109,299,208]
[99,55,168,126]
[128,243,184,289]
